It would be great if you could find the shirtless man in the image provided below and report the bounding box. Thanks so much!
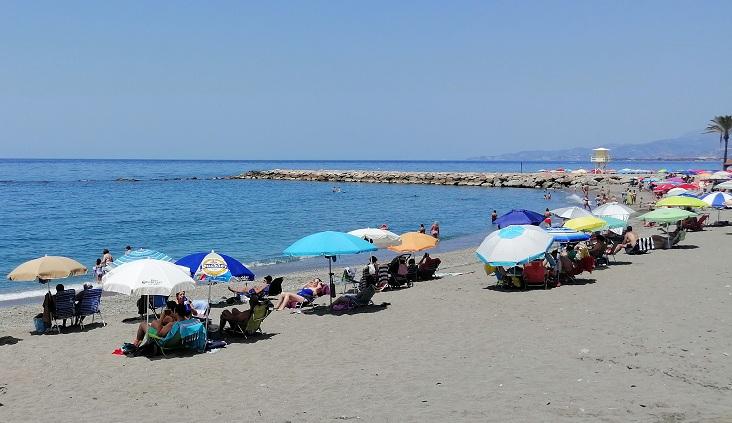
[613,226,638,254]
[133,302,183,346]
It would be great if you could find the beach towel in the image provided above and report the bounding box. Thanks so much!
[637,237,655,252]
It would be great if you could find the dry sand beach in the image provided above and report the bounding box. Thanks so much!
[1,217,732,422]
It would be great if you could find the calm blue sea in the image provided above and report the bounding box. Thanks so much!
[0,158,718,301]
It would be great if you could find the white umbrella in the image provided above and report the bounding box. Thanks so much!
[702,171,731,181]
[102,259,195,322]
[666,187,688,197]
[550,206,593,219]
[102,259,195,296]
[715,180,732,190]
[347,228,401,248]
[475,225,553,266]
[592,202,635,220]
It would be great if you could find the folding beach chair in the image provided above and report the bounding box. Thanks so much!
[51,289,76,333]
[148,320,206,357]
[75,288,105,330]
[230,298,274,338]
[522,261,549,290]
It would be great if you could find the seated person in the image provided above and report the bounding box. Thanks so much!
[132,302,184,347]
[406,258,419,281]
[227,275,273,302]
[273,278,326,311]
[565,244,580,262]
[41,282,64,327]
[418,253,441,279]
[651,226,683,249]
[588,234,607,259]
[331,272,378,310]
[612,226,638,254]
[175,290,198,316]
[218,296,255,333]
[74,283,95,324]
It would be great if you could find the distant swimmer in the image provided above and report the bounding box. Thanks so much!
[491,210,498,224]
[418,223,425,234]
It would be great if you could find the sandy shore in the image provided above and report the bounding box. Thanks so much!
[1,213,731,422]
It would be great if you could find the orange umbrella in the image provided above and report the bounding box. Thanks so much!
[387,232,438,253]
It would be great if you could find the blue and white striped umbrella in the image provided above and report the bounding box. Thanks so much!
[108,249,172,268]
[546,228,591,243]
[700,192,732,208]
[475,225,553,267]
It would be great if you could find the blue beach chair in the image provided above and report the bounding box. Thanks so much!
[75,288,105,330]
[51,289,76,333]
[147,319,207,357]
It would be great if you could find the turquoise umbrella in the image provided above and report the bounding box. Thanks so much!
[108,248,172,268]
[284,231,377,305]
[600,216,627,230]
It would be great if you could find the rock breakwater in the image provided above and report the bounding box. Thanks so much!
[230,169,643,190]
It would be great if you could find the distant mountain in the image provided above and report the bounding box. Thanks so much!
[469,132,723,161]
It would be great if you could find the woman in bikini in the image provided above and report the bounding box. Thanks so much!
[273,278,325,311]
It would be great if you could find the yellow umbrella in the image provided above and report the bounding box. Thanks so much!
[655,196,708,208]
[8,255,88,281]
[387,232,438,253]
[563,215,607,232]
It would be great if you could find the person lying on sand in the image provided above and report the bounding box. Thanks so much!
[133,302,184,347]
[273,278,326,311]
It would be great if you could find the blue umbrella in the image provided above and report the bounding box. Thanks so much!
[701,192,732,208]
[175,251,255,281]
[546,228,591,243]
[494,209,545,229]
[109,248,172,268]
[284,231,377,304]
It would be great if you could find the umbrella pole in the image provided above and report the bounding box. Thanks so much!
[206,281,212,333]
[328,256,334,307]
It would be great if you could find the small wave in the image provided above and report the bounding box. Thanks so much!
[247,256,305,268]
[566,193,583,204]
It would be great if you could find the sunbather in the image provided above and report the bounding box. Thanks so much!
[228,275,273,301]
[612,226,638,254]
[133,303,185,347]
[218,296,255,333]
[273,278,326,311]
[418,253,441,279]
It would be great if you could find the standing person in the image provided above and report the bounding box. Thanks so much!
[364,256,378,285]
[100,249,114,266]
[543,208,552,227]
[93,259,104,281]
[491,210,498,224]
[418,224,426,234]
[430,222,440,239]
[124,245,132,255]
[583,196,591,211]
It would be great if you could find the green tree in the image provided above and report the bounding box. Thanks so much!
[704,115,732,169]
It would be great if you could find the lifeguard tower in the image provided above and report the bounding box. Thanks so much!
[591,148,610,173]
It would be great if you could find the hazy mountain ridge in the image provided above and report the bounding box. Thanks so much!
[471,133,722,161]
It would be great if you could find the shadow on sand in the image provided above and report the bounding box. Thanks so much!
[303,303,391,317]
[31,321,107,335]
[0,336,22,346]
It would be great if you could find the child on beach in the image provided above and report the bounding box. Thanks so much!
[93,258,104,281]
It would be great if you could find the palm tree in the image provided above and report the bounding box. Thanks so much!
[704,115,732,169]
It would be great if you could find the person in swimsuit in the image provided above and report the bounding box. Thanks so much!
[418,224,425,234]
[273,278,325,311]
[100,249,114,266]
[228,275,273,301]
[491,210,498,224]
[430,222,440,239]
[613,226,638,254]
[132,302,182,346]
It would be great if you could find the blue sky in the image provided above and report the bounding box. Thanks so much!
[1,1,730,160]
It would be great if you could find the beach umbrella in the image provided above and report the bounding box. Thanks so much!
[550,206,593,219]
[176,250,255,330]
[563,216,607,232]
[655,196,708,208]
[494,209,544,229]
[600,216,627,230]
[546,228,590,243]
[666,187,688,197]
[108,248,172,268]
[8,255,87,281]
[284,231,377,305]
[475,225,553,266]
[715,180,732,190]
[700,192,732,208]
[637,208,697,224]
[665,177,685,183]
[701,171,731,181]
[102,259,196,322]
[387,232,439,253]
[347,228,401,248]
[592,202,635,220]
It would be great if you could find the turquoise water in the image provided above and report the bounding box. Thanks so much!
[0,158,717,300]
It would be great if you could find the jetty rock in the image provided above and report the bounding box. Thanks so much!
[230,169,642,190]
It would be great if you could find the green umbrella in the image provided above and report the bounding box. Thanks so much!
[638,208,697,224]
[655,196,708,208]
[600,216,626,229]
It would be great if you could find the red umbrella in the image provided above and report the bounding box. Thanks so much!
[677,183,698,190]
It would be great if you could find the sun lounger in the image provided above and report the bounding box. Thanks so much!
[147,319,206,357]
[229,298,274,337]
